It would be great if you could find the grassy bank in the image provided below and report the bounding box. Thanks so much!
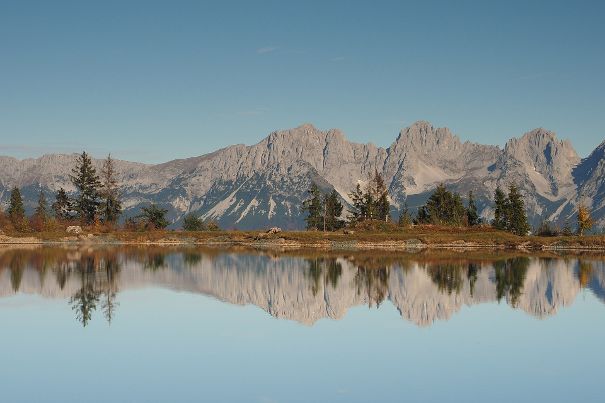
[2,225,605,251]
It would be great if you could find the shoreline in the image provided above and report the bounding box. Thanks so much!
[2,228,605,252]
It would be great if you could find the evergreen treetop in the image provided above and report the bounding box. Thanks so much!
[70,151,101,225]
[7,186,25,228]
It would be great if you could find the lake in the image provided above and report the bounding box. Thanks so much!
[1,246,604,403]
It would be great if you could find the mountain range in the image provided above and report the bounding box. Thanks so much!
[1,120,604,230]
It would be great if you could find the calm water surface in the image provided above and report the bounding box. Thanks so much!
[1,246,604,403]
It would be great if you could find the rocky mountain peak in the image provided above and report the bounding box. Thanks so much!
[0,121,604,230]
[505,128,579,164]
[394,121,462,154]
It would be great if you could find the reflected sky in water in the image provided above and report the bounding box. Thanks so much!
[1,246,604,403]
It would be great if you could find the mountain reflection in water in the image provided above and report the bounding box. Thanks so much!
[1,246,604,327]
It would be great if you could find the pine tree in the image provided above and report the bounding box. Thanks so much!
[417,184,466,225]
[492,186,508,230]
[70,151,101,225]
[323,190,344,231]
[7,187,26,230]
[52,188,73,221]
[466,191,479,226]
[99,154,122,224]
[577,204,594,236]
[140,204,169,229]
[303,183,323,230]
[506,184,530,236]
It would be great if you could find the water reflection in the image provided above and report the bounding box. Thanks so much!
[1,247,605,327]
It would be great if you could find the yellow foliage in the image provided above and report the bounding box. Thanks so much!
[577,205,594,236]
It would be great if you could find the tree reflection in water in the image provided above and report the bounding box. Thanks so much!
[1,247,604,327]
[354,266,390,308]
[494,257,529,307]
[67,254,121,327]
[305,258,343,296]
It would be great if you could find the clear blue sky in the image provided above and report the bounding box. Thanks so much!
[1,0,604,163]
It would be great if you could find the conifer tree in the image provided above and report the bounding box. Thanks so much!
[52,188,72,221]
[466,191,479,226]
[371,170,390,221]
[349,183,366,223]
[492,186,508,230]
[417,184,466,225]
[140,204,169,229]
[182,213,205,231]
[31,190,49,231]
[303,183,323,230]
[99,154,122,224]
[323,190,344,231]
[348,172,391,224]
[35,190,48,220]
[506,184,530,236]
[7,186,26,230]
[70,151,101,225]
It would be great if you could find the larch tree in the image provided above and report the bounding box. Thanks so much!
[577,204,594,236]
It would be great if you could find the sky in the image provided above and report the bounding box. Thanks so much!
[1,0,604,163]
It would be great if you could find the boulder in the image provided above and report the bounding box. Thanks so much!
[66,226,82,234]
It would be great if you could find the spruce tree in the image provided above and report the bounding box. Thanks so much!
[492,186,508,230]
[303,183,323,230]
[99,154,122,224]
[466,191,479,226]
[323,190,344,231]
[371,170,390,221]
[52,188,72,221]
[7,187,25,229]
[506,184,530,236]
[70,151,101,225]
[418,184,466,225]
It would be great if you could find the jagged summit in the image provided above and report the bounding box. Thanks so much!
[0,120,603,229]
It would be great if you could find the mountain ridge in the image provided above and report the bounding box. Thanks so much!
[0,120,603,230]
